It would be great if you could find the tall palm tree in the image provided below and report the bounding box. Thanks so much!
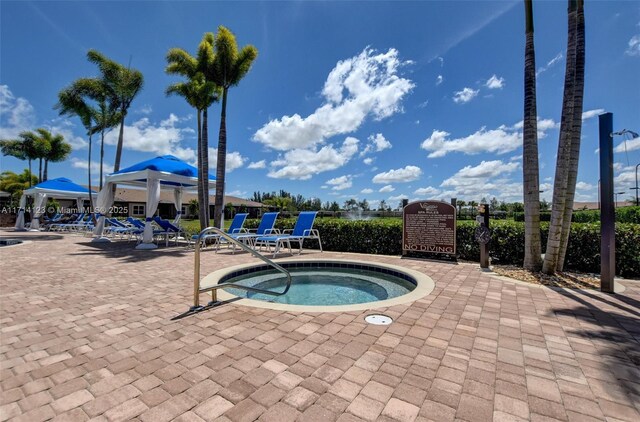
[209,26,258,228]
[166,34,219,230]
[1,132,41,186]
[523,0,542,271]
[36,129,72,182]
[543,0,579,274]
[557,0,585,271]
[56,86,97,218]
[86,50,143,173]
[31,132,50,183]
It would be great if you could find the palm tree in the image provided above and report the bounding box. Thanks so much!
[56,86,97,219]
[0,170,38,206]
[166,34,219,230]
[543,0,579,274]
[31,132,50,183]
[209,26,258,228]
[86,50,144,174]
[557,0,585,271]
[523,0,543,271]
[36,129,72,182]
[1,132,41,186]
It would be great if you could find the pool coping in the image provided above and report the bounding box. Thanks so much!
[200,258,435,313]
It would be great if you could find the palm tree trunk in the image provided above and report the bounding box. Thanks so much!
[88,133,95,223]
[196,110,206,230]
[113,110,126,172]
[213,88,228,229]
[110,111,126,200]
[557,0,585,271]
[523,0,542,271]
[38,158,43,183]
[542,0,578,274]
[28,159,32,187]
[44,160,49,182]
[202,108,210,226]
[99,129,105,190]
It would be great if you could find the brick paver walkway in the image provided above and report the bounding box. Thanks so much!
[1,230,639,422]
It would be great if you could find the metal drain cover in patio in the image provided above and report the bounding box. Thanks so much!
[365,314,393,325]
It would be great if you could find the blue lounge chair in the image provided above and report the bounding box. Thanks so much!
[104,218,142,240]
[220,212,280,252]
[48,213,86,231]
[193,213,249,249]
[153,216,186,246]
[255,211,322,257]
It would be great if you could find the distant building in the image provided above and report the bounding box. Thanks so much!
[111,188,267,219]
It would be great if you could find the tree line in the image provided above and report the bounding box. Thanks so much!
[1,26,257,231]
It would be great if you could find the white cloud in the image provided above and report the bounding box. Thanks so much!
[253,47,414,151]
[136,105,153,115]
[614,136,640,153]
[452,87,479,104]
[226,190,247,198]
[372,165,422,184]
[436,75,443,86]
[0,85,88,149]
[102,113,245,172]
[485,75,505,89]
[510,154,523,161]
[268,137,359,180]
[421,117,559,158]
[0,85,36,139]
[248,160,266,169]
[576,181,595,190]
[439,160,521,200]
[71,157,114,174]
[626,34,640,56]
[361,133,392,156]
[208,148,246,173]
[379,185,395,193]
[582,109,605,121]
[326,175,353,191]
[388,194,409,201]
[361,188,374,194]
[536,52,563,76]
[103,114,196,162]
[414,186,441,197]
[363,157,374,165]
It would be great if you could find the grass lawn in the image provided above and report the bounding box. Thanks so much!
[180,219,232,236]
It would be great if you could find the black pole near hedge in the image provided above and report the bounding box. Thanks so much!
[599,112,615,293]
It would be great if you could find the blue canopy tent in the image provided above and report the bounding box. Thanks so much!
[15,178,96,231]
[93,155,216,249]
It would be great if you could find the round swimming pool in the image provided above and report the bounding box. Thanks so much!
[201,259,435,312]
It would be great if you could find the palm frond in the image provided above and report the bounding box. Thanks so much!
[232,45,258,86]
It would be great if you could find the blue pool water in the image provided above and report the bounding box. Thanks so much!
[222,267,415,306]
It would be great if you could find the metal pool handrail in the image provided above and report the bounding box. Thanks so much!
[192,226,292,310]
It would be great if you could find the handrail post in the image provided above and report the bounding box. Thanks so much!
[190,226,293,313]
[192,234,201,310]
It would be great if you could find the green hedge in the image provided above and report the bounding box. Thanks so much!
[242,217,640,277]
[514,206,640,224]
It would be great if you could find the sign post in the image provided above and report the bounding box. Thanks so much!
[599,113,615,293]
[402,200,456,258]
[475,204,490,269]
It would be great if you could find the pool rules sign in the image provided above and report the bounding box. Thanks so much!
[403,200,456,257]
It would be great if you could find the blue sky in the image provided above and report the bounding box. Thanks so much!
[1,1,639,208]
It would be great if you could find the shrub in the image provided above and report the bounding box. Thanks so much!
[242,217,640,277]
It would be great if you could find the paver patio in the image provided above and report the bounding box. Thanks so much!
[1,230,639,422]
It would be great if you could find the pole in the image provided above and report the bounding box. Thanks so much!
[479,203,490,269]
[634,164,639,206]
[599,112,615,293]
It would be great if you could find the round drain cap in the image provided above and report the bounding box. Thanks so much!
[365,314,393,325]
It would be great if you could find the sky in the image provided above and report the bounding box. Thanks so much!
[1,0,639,209]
